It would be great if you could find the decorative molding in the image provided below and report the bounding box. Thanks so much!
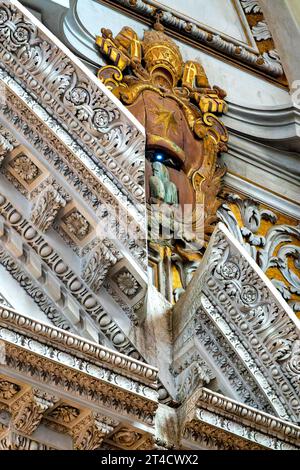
[4,145,47,193]
[176,304,274,413]
[0,305,158,387]
[0,372,153,449]
[218,194,300,317]
[44,408,116,450]
[173,223,300,423]
[0,304,299,450]
[63,210,90,240]
[98,0,284,81]
[0,191,146,359]
[61,208,93,244]
[114,268,142,300]
[0,73,147,266]
[105,424,151,450]
[180,388,300,450]
[12,153,39,183]
[0,0,299,452]
[0,0,146,206]
[172,353,214,402]
[0,308,159,429]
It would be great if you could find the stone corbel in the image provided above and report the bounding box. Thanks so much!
[31,185,67,232]
[71,413,114,450]
[172,354,215,402]
[10,389,59,435]
[82,239,122,293]
[0,124,18,167]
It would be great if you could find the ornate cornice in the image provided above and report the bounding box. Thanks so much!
[0,349,157,423]
[0,71,146,253]
[0,193,146,357]
[1,304,299,450]
[99,0,285,83]
[173,223,300,423]
[0,305,158,387]
[0,0,149,344]
[0,306,159,434]
[197,388,300,445]
[0,315,157,448]
[180,388,300,450]
[0,0,146,205]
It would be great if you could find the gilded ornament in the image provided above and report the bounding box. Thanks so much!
[96,22,228,243]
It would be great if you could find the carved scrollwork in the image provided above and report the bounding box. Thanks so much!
[218,194,300,317]
[96,22,228,239]
[0,3,36,52]
[203,226,300,420]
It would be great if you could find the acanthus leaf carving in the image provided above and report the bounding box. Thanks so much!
[0,124,18,163]
[251,21,272,42]
[10,389,59,435]
[31,185,67,232]
[70,413,112,450]
[82,240,121,293]
[240,0,262,14]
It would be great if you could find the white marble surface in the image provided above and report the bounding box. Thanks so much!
[155,0,249,43]
[175,37,291,107]
[49,0,69,6]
